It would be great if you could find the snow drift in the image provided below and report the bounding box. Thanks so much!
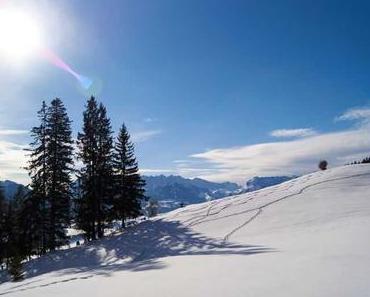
[1,164,370,297]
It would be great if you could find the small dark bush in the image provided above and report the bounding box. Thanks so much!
[8,255,24,282]
[319,160,328,170]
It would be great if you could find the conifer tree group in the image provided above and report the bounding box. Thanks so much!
[0,96,145,280]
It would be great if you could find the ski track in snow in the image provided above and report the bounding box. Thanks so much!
[223,209,263,242]
[221,172,370,241]
[168,203,211,220]
[171,173,315,227]
[0,275,94,296]
[172,171,370,242]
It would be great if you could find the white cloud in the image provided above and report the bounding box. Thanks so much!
[270,128,317,138]
[173,159,192,164]
[190,128,370,184]
[0,129,28,136]
[336,107,370,125]
[0,140,28,184]
[131,130,162,143]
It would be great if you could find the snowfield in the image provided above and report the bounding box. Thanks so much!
[1,165,370,296]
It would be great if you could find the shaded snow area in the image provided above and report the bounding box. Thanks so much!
[1,165,370,296]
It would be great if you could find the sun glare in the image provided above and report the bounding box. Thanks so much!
[0,8,43,60]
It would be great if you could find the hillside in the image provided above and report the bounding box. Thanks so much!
[1,164,370,296]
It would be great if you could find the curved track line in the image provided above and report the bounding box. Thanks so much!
[223,209,262,242]
[168,203,211,220]
[183,199,225,226]
[217,172,370,241]
[187,202,234,227]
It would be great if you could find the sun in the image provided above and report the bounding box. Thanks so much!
[0,8,43,60]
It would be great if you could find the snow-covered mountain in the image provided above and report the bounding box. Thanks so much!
[143,175,297,212]
[0,180,27,200]
[143,175,241,212]
[245,175,296,192]
[1,164,369,296]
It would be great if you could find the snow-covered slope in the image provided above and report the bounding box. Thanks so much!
[1,165,370,297]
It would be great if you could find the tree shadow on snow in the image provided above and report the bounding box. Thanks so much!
[0,219,273,291]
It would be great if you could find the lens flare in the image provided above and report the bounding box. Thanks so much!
[78,75,93,90]
[41,48,93,90]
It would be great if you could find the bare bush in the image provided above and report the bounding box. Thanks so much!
[318,160,328,170]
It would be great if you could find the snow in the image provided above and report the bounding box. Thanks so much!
[1,164,370,296]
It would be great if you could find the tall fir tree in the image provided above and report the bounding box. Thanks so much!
[45,98,74,250]
[95,103,114,237]
[77,97,114,240]
[77,97,99,240]
[26,101,49,254]
[112,123,145,228]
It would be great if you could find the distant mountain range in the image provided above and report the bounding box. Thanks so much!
[143,175,242,212]
[245,176,297,192]
[1,174,296,212]
[143,174,296,212]
[0,180,28,200]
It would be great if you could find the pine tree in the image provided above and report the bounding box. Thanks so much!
[77,97,114,240]
[26,101,49,254]
[95,103,114,237]
[112,124,145,228]
[45,98,74,250]
[77,97,100,240]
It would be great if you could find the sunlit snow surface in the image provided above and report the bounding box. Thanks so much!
[1,165,370,297]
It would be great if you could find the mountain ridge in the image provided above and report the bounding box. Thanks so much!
[1,174,296,212]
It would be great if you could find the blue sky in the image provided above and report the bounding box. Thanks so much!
[1,0,370,184]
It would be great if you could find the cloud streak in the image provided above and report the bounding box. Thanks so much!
[131,130,162,143]
[0,140,28,184]
[336,107,370,126]
[270,128,317,138]
[0,129,28,136]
